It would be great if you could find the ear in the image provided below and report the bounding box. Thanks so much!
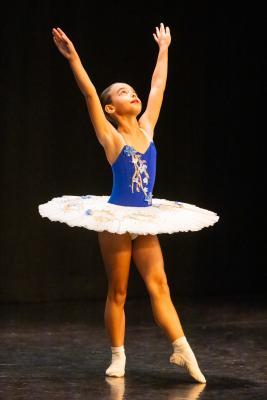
[105,104,115,115]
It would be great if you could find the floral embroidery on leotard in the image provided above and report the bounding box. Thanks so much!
[123,145,153,205]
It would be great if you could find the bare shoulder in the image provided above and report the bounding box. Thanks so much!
[98,125,125,166]
[138,115,155,140]
[99,123,121,147]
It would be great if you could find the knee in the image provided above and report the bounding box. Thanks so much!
[107,286,127,306]
[146,275,170,298]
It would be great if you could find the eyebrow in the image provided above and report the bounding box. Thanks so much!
[117,87,136,94]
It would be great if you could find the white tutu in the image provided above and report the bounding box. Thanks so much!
[38,194,219,238]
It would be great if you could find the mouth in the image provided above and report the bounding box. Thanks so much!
[131,100,140,104]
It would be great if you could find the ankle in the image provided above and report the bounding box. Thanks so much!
[172,335,188,351]
[111,345,125,354]
[172,335,187,345]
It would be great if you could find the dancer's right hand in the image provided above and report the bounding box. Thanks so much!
[52,27,78,61]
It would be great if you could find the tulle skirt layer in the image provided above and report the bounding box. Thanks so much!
[38,194,220,239]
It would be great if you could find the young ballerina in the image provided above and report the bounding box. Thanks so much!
[39,23,220,383]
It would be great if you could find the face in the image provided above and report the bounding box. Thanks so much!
[105,83,142,119]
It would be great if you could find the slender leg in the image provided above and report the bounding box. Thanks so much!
[130,234,206,383]
[132,234,185,342]
[132,234,207,383]
[98,231,132,347]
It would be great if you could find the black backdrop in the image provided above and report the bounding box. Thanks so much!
[1,2,265,303]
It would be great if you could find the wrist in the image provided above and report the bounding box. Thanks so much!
[68,52,80,64]
[158,45,169,53]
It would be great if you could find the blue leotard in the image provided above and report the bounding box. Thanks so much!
[38,126,219,236]
[108,128,157,207]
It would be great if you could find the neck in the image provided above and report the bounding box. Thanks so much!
[116,115,140,135]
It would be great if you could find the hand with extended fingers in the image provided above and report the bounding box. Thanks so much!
[52,27,78,61]
[153,22,171,49]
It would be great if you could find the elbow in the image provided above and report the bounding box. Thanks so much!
[151,83,166,93]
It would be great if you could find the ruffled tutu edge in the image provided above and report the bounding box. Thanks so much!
[38,194,220,236]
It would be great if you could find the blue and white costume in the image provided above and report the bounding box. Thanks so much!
[38,128,219,239]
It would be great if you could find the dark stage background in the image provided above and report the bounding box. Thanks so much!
[1,2,265,303]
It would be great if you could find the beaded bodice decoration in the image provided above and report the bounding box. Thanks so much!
[107,129,157,207]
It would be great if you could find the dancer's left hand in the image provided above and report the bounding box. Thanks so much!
[153,22,171,49]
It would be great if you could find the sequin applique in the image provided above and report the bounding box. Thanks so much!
[123,145,153,205]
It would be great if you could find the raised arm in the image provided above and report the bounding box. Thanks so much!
[138,23,171,136]
[52,27,115,146]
